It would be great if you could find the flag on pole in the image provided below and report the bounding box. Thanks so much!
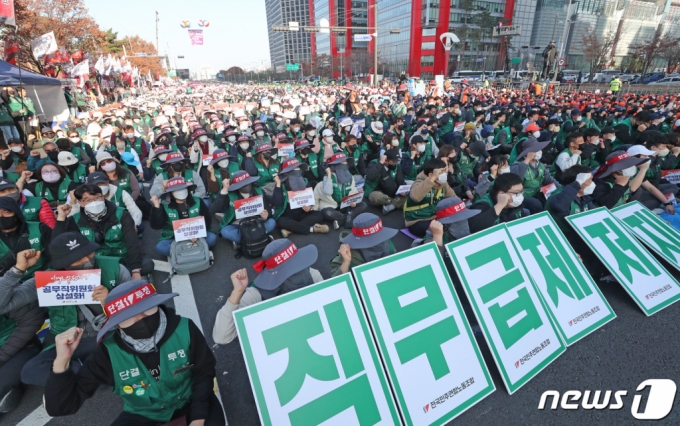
[3,37,19,65]
[0,0,16,27]
[71,59,89,77]
[31,31,58,60]
[113,57,122,73]
[188,29,204,45]
[94,55,105,73]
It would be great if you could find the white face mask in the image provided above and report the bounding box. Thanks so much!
[159,153,168,162]
[344,126,351,132]
[658,148,670,156]
[256,131,264,137]
[417,144,426,153]
[84,200,105,215]
[276,117,282,123]
[533,131,541,138]
[116,142,126,150]
[533,150,543,162]
[308,131,317,137]
[99,185,109,195]
[391,140,399,146]
[10,146,22,153]
[199,135,208,143]
[228,135,236,142]
[217,126,225,133]
[499,167,510,174]
[590,138,600,145]
[437,173,447,184]
[293,127,300,133]
[508,193,524,207]
[576,116,582,122]
[324,136,333,143]
[583,182,596,195]
[101,162,117,172]
[173,189,188,200]
[56,132,64,137]
[126,133,135,139]
[622,166,637,177]
[218,159,230,168]
[69,137,80,143]
[239,142,250,150]
[285,119,291,125]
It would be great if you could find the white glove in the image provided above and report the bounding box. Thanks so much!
[576,173,592,186]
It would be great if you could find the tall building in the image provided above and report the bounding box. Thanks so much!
[265,0,313,72]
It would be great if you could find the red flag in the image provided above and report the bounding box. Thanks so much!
[71,50,83,64]
[0,0,16,27]
[4,38,19,65]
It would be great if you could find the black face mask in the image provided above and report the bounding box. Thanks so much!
[46,151,59,161]
[239,184,252,194]
[171,163,185,173]
[347,144,357,152]
[301,147,311,155]
[121,309,161,340]
[67,163,79,173]
[262,152,272,160]
[449,155,460,163]
[3,191,21,203]
[0,215,17,230]
[387,163,397,170]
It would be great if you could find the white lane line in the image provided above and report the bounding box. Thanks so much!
[16,404,50,426]
[16,260,227,426]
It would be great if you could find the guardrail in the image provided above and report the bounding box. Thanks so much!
[484,81,680,95]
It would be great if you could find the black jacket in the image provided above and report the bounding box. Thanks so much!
[365,160,405,198]
[0,301,45,365]
[0,197,52,275]
[592,177,629,209]
[0,149,30,170]
[468,195,527,233]
[53,200,143,271]
[44,308,216,421]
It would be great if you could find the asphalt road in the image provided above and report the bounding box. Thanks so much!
[2,204,680,426]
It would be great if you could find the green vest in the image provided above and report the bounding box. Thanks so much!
[363,160,397,196]
[35,178,72,207]
[557,119,575,145]
[71,146,83,162]
[295,153,320,178]
[129,137,145,158]
[404,186,445,222]
[152,159,164,175]
[545,187,590,234]
[645,159,661,182]
[331,175,353,205]
[47,255,121,336]
[522,163,545,198]
[107,186,127,208]
[160,196,202,241]
[254,160,279,187]
[458,151,479,177]
[68,164,88,184]
[20,196,43,223]
[114,169,133,195]
[74,207,127,258]
[603,181,630,208]
[219,187,264,227]
[104,317,193,423]
[477,193,522,225]
[209,167,229,201]
[0,314,17,348]
[0,222,45,280]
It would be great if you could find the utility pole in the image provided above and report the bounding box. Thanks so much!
[155,11,159,56]
[374,3,379,87]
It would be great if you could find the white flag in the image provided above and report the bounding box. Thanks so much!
[104,54,114,76]
[71,59,89,77]
[31,31,58,60]
[94,56,104,73]
[113,58,122,73]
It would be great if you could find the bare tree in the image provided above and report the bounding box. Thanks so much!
[661,38,680,73]
[579,28,617,82]
[628,25,676,78]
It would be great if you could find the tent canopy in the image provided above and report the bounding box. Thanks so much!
[0,59,61,86]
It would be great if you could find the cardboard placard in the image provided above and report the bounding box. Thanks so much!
[567,207,680,316]
[352,244,495,425]
[288,188,315,209]
[395,185,411,196]
[277,143,294,158]
[202,154,213,166]
[270,104,281,114]
[36,270,101,307]
[172,216,207,242]
[506,213,616,346]
[661,169,680,184]
[612,201,680,272]
[234,195,265,219]
[233,275,401,426]
[541,183,557,199]
[454,122,465,132]
[340,192,364,209]
[446,225,566,394]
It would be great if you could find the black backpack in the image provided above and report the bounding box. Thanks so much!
[239,217,269,258]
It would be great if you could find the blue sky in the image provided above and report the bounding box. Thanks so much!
[84,0,271,72]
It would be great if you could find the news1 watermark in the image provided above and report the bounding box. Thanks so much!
[538,379,677,420]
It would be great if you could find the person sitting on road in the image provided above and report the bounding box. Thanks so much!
[150,152,206,200]
[150,176,216,258]
[330,213,398,277]
[421,197,481,248]
[468,172,529,233]
[276,158,328,237]
[44,280,225,425]
[212,239,323,345]
[313,152,367,230]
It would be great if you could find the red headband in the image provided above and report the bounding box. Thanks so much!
[232,172,251,184]
[353,219,383,237]
[257,144,273,152]
[329,153,347,163]
[105,283,156,317]
[435,201,467,219]
[165,178,187,190]
[253,243,298,273]
[606,152,630,166]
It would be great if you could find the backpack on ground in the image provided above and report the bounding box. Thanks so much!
[169,237,213,276]
[239,217,269,258]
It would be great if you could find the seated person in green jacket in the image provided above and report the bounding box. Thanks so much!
[364,149,407,215]
[331,213,397,276]
[510,137,559,214]
[468,172,529,233]
[591,151,649,209]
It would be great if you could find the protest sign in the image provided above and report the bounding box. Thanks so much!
[353,244,494,426]
[172,216,207,242]
[340,192,364,209]
[506,213,616,346]
[540,183,556,199]
[661,169,680,184]
[36,270,101,307]
[233,274,400,426]
[454,122,465,132]
[612,201,680,272]
[234,195,265,219]
[567,207,680,316]
[446,225,566,394]
[396,185,411,196]
[288,188,315,209]
[202,154,213,166]
[213,102,229,110]
[277,143,294,158]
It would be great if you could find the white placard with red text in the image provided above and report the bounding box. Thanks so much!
[288,188,315,209]
[235,195,265,219]
[340,191,364,209]
[36,270,101,307]
[172,216,208,241]
[278,143,294,158]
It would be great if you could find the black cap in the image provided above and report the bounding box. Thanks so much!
[49,232,100,270]
[385,149,399,162]
[86,172,109,185]
[411,135,426,144]
[7,138,22,145]
[601,127,615,135]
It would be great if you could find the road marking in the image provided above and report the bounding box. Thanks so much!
[16,260,227,425]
